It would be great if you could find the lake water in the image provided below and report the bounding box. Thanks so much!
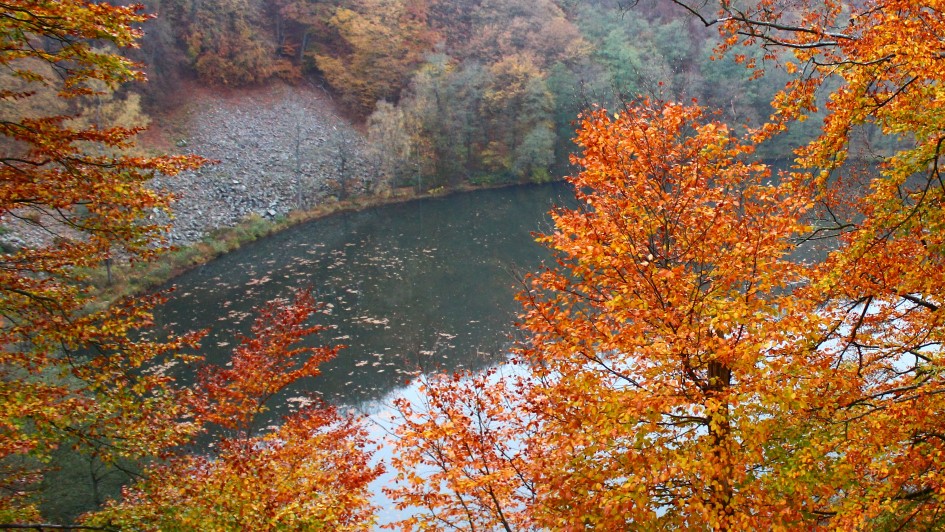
[154,182,575,408]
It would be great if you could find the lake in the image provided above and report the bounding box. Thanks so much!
[154,182,575,408]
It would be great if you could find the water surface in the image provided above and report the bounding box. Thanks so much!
[155,183,574,406]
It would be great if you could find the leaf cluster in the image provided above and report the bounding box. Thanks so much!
[385,1,945,529]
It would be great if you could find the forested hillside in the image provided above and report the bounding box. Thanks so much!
[133,0,830,187]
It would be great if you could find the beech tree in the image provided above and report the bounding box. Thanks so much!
[387,368,538,530]
[389,0,945,529]
[389,101,823,529]
[671,0,945,526]
[0,1,207,521]
[519,103,824,529]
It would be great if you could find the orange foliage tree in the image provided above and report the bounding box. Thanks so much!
[388,1,945,528]
[672,0,945,527]
[517,103,821,529]
[86,291,382,530]
[314,0,438,117]
[386,368,538,530]
[389,101,827,529]
[0,1,205,522]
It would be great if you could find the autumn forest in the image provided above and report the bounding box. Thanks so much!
[2,0,945,530]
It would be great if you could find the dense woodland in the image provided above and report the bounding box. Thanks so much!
[2,0,945,530]
[129,0,838,185]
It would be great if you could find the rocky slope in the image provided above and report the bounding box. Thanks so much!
[155,82,376,245]
[2,82,376,250]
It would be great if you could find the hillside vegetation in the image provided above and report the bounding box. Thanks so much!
[133,0,847,187]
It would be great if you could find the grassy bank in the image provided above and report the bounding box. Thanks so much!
[88,183,496,305]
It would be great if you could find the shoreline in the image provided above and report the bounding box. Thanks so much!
[90,181,538,305]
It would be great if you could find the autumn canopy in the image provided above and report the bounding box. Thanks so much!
[388,0,945,529]
[0,1,377,529]
[2,0,945,530]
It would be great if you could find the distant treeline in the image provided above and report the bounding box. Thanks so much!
[136,0,889,187]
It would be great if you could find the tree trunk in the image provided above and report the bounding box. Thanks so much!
[706,359,733,530]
